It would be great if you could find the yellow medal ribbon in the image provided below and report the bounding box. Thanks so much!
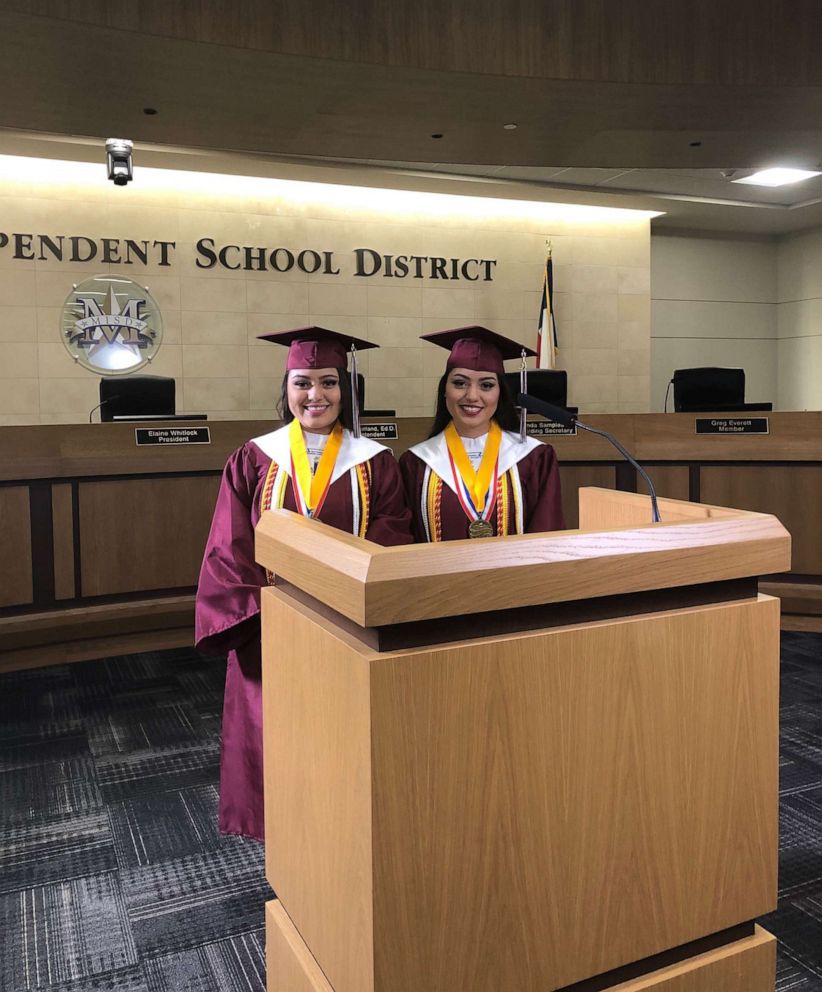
[444,420,502,514]
[288,418,343,515]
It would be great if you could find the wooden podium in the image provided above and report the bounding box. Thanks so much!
[255,488,789,992]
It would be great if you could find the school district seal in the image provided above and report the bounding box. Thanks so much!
[61,275,163,374]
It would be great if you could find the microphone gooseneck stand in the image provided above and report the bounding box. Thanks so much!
[518,392,662,524]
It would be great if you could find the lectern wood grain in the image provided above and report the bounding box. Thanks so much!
[370,596,778,990]
[578,487,739,530]
[560,464,616,528]
[262,589,778,991]
[262,588,374,992]
[264,911,775,992]
[266,900,333,992]
[256,497,790,627]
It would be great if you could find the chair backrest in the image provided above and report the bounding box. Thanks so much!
[99,375,176,421]
[505,369,568,407]
[672,367,745,412]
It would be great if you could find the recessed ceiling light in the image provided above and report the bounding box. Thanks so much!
[503,123,518,130]
[733,167,822,187]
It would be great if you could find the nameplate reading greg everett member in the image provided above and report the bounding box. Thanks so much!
[695,418,769,435]
[135,427,212,445]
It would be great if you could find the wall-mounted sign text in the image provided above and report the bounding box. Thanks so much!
[195,241,496,281]
[0,232,497,282]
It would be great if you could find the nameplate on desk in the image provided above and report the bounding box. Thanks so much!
[527,420,577,437]
[135,427,212,445]
[360,422,399,440]
[695,418,769,435]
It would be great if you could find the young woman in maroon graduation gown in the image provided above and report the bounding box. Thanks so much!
[400,326,565,542]
[195,327,413,841]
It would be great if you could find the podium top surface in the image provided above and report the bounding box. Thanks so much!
[255,488,790,628]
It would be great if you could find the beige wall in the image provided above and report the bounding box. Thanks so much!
[650,232,778,412]
[0,156,652,425]
[777,229,822,410]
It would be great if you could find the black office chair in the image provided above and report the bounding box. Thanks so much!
[671,367,772,413]
[99,375,176,421]
[505,369,577,413]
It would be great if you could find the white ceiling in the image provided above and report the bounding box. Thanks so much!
[302,158,822,235]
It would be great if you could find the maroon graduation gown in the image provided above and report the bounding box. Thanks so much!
[399,433,565,542]
[195,436,412,841]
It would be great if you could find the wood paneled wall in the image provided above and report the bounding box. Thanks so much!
[0,486,32,607]
[78,476,220,596]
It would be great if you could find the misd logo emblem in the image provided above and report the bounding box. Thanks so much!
[61,275,163,374]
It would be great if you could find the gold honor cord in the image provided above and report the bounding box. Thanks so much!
[444,420,502,513]
[288,418,343,514]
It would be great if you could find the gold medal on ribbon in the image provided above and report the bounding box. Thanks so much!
[444,421,501,535]
[288,418,343,516]
[468,519,495,539]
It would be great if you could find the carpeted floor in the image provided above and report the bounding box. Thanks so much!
[0,650,267,992]
[762,631,822,990]
[0,632,820,991]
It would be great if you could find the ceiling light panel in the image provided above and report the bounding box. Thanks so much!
[733,168,822,187]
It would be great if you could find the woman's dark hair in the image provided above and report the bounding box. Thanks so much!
[278,367,355,430]
[427,369,519,438]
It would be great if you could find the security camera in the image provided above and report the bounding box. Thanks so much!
[106,138,133,186]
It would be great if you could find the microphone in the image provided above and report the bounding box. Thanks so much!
[88,396,119,423]
[518,393,662,523]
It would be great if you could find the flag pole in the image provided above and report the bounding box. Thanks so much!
[349,343,360,437]
[519,347,528,442]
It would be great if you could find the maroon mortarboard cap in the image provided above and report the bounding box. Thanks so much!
[421,326,536,375]
[257,326,376,370]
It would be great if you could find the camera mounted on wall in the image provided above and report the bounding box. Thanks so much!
[105,138,133,186]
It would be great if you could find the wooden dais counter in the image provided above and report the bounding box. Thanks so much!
[0,411,818,670]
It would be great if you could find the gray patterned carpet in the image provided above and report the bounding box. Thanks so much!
[0,633,821,991]
[0,651,267,992]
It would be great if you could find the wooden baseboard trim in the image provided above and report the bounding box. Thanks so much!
[781,615,822,634]
[0,626,195,673]
[0,595,197,671]
[761,579,822,618]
